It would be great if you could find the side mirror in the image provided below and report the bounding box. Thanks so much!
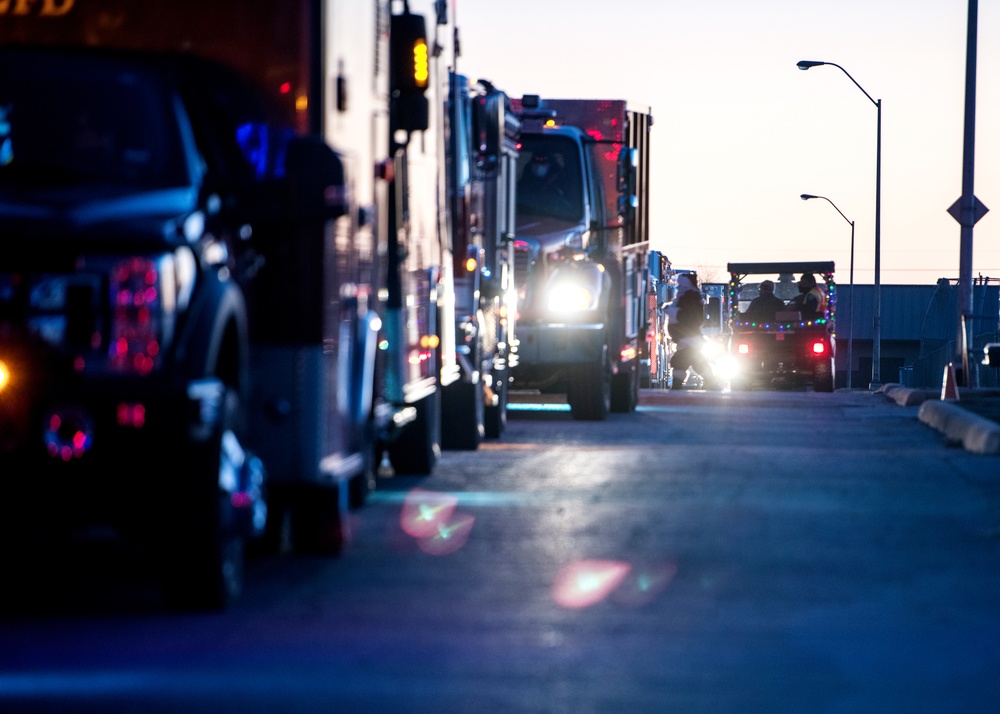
[617,146,637,220]
[472,91,500,172]
[284,136,348,222]
[471,84,520,174]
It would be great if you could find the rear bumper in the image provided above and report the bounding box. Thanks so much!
[0,373,227,534]
[730,329,834,381]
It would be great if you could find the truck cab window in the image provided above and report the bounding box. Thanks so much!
[0,49,188,188]
[516,136,583,222]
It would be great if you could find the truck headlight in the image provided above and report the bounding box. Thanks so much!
[714,355,739,381]
[701,339,724,360]
[545,263,603,313]
[548,283,595,312]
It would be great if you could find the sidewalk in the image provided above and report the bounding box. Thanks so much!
[880,383,1000,455]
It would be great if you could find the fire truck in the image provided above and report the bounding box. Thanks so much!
[0,0,475,609]
[511,97,653,419]
[441,74,520,447]
[644,250,672,388]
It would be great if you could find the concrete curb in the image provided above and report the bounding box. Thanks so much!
[917,400,1000,455]
[879,382,1000,455]
[878,383,935,407]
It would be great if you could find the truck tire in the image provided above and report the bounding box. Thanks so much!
[568,347,611,421]
[161,388,245,611]
[814,359,835,392]
[484,368,508,438]
[611,360,638,413]
[441,380,484,450]
[290,482,349,556]
[348,447,377,510]
[388,389,440,475]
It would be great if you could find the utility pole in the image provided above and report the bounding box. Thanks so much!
[947,0,988,387]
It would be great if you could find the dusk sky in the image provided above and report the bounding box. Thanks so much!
[455,1,999,285]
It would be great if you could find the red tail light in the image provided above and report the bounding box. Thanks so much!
[738,343,750,355]
[116,402,147,428]
[109,257,162,375]
[812,341,826,355]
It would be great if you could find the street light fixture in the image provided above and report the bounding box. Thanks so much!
[801,193,855,389]
[797,59,882,390]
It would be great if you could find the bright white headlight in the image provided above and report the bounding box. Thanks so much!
[714,355,739,381]
[547,284,595,312]
[701,339,724,360]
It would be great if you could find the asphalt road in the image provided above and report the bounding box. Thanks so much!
[2,388,1000,713]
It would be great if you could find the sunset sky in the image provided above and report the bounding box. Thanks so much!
[455,0,999,285]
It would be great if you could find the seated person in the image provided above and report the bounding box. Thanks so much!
[742,279,785,322]
[517,152,577,220]
[785,272,827,320]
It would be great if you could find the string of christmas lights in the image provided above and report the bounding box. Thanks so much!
[728,272,837,332]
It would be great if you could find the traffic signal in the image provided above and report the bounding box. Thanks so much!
[390,11,429,134]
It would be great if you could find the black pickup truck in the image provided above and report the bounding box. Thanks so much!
[0,45,346,609]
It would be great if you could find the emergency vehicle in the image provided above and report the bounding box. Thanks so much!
[644,249,672,388]
[0,0,480,609]
[442,74,520,445]
[511,97,654,419]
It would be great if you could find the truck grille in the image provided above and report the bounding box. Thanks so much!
[1,253,172,376]
[1,272,106,355]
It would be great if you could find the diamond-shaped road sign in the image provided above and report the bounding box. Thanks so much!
[948,195,989,226]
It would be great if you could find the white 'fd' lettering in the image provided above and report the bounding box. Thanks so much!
[0,0,74,15]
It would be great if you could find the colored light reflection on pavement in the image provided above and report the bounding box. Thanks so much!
[400,488,459,539]
[390,489,679,602]
[399,488,475,555]
[551,560,632,609]
[506,401,571,412]
[552,559,679,609]
[610,561,679,608]
[415,513,475,555]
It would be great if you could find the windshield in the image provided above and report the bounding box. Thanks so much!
[516,134,584,222]
[0,49,190,189]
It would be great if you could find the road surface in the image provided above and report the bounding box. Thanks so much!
[2,389,999,713]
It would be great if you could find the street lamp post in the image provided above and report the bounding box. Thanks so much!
[797,60,881,390]
[801,194,855,389]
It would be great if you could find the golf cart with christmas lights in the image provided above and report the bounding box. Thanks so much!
[723,261,836,392]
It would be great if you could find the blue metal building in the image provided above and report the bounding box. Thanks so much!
[835,279,1000,388]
